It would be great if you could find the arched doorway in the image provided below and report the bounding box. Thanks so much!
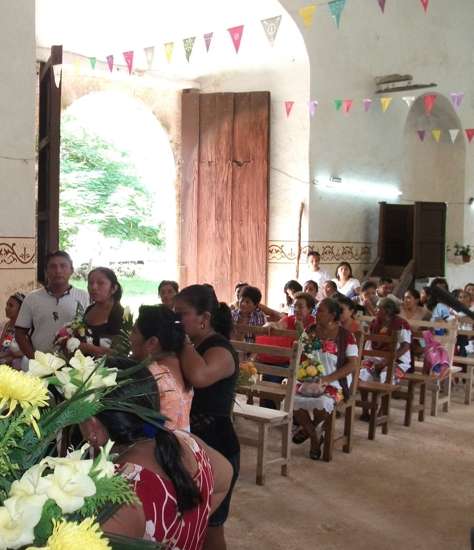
[60,91,176,310]
[403,93,466,247]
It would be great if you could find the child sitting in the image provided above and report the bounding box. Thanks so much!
[232,286,266,340]
[0,292,25,370]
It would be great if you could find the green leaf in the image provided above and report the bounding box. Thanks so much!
[33,499,63,545]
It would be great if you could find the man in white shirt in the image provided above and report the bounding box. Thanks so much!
[303,251,330,300]
[15,251,90,358]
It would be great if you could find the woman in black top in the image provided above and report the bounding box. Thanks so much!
[175,284,239,550]
[80,267,124,357]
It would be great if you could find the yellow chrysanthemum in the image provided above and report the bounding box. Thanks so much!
[41,518,111,550]
[0,364,49,435]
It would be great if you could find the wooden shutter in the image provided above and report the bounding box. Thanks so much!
[180,91,270,302]
[37,45,62,283]
[413,201,446,278]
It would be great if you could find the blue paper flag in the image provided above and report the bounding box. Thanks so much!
[328,0,346,28]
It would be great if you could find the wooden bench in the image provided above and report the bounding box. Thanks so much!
[453,327,474,405]
[231,340,302,486]
[356,332,399,440]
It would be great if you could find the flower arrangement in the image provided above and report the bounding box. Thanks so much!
[110,307,134,358]
[238,361,258,387]
[296,331,325,382]
[0,352,166,549]
[53,303,90,357]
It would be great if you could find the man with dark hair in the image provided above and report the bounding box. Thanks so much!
[304,250,330,300]
[15,251,89,358]
[376,276,401,305]
[354,280,378,316]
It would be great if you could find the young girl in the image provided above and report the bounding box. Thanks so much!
[0,292,25,370]
[333,262,361,298]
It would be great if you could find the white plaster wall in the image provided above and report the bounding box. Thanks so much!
[280,0,474,256]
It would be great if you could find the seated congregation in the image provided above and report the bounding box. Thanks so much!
[1,249,473,550]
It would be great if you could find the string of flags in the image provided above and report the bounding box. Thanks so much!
[70,1,435,76]
[416,129,474,144]
[282,93,466,117]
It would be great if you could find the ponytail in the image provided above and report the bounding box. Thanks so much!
[154,430,201,514]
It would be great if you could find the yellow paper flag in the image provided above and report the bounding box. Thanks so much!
[164,42,174,63]
[73,59,81,74]
[299,5,317,27]
[380,97,393,113]
[432,129,442,143]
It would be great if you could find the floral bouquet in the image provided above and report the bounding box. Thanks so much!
[110,307,134,358]
[296,330,326,397]
[0,350,165,549]
[238,361,258,387]
[53,302,90,357]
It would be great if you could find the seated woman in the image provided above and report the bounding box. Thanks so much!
[158,280,179,309]
[303,280,319,315]
[333,261,361,298]
[464,283,474,309]
[279,292,316,331]
[400,289,431,321]
[231,285,266,340]
[0,292,25,370]
[79,376,232,549]
[335,295,361,335]
[81,267,124,357]
[428,278,452,322]
[281,280,303,315]
[292,298,358,460]
[230,281,248,311]
[359,298,412,385]
[130,305,193,432]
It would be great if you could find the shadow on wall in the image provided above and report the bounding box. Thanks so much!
[403,93,466,246]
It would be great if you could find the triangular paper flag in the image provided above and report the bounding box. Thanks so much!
[228,25,244,53]
[334,99,343,111]
[363,98,373,112]
[328,0,346,28]
[183,37,196,62]
[299,5,317,27]
[465,129,474,143]
[106,55,114,72]
[123,51,134,74]
[285,101,294,117]
[53,65,62,87]
[164,42,174,63]
[204,32,213,52]
[309,100,319,117]
[420,0,429,12]
[432,129,441,143]
[424,94,437,114]
[450,92,464,110]
[402,96,415,108]
[380,97,393,112]
[261,16,282,46]
[144,47,155,69]
[417,130,426,142]
[343,99,353,114]
[449,129,460,143]
[378,0,386,13]
[89,57,96,70]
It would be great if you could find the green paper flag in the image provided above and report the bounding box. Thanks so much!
[334,99,343,111]
[89,57,96,70]
[328,0,346,28]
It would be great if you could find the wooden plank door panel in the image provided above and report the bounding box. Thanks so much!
[413,201,446,277]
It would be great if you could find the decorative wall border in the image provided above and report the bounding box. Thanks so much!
[268,240,376,265]
[0,237,36,269]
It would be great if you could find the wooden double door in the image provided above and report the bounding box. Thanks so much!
[180,91,270,303]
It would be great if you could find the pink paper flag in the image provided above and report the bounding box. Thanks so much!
[204,32,213,52]
[228,25,244,53]
[424,94,437,115]
[450,92,464,110]
[309,100,319,117]
[465,129,474,143]
[417,130,426,142]
[420,0,429,12]
[378,0,386,13]
[363,98,373,112]
[123,51,134,74]
[285,101,295,117]
[106,55,114,72]
[342,99,353,114]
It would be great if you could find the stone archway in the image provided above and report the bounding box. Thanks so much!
[403,93,466,247]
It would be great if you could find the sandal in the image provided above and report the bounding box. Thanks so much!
[292,427,309,445]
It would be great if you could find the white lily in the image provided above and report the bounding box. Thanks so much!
[42,463,96,514]
[0,496,44,549]
[55,368,78,399]
[90,369,118,391]
[8,464,50,508]
[41,443,92,473]
[28,352,65,378]
[69,350,96,375]
[92,440,116,480]
[66,337,81,353]
[123,306,132,322]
